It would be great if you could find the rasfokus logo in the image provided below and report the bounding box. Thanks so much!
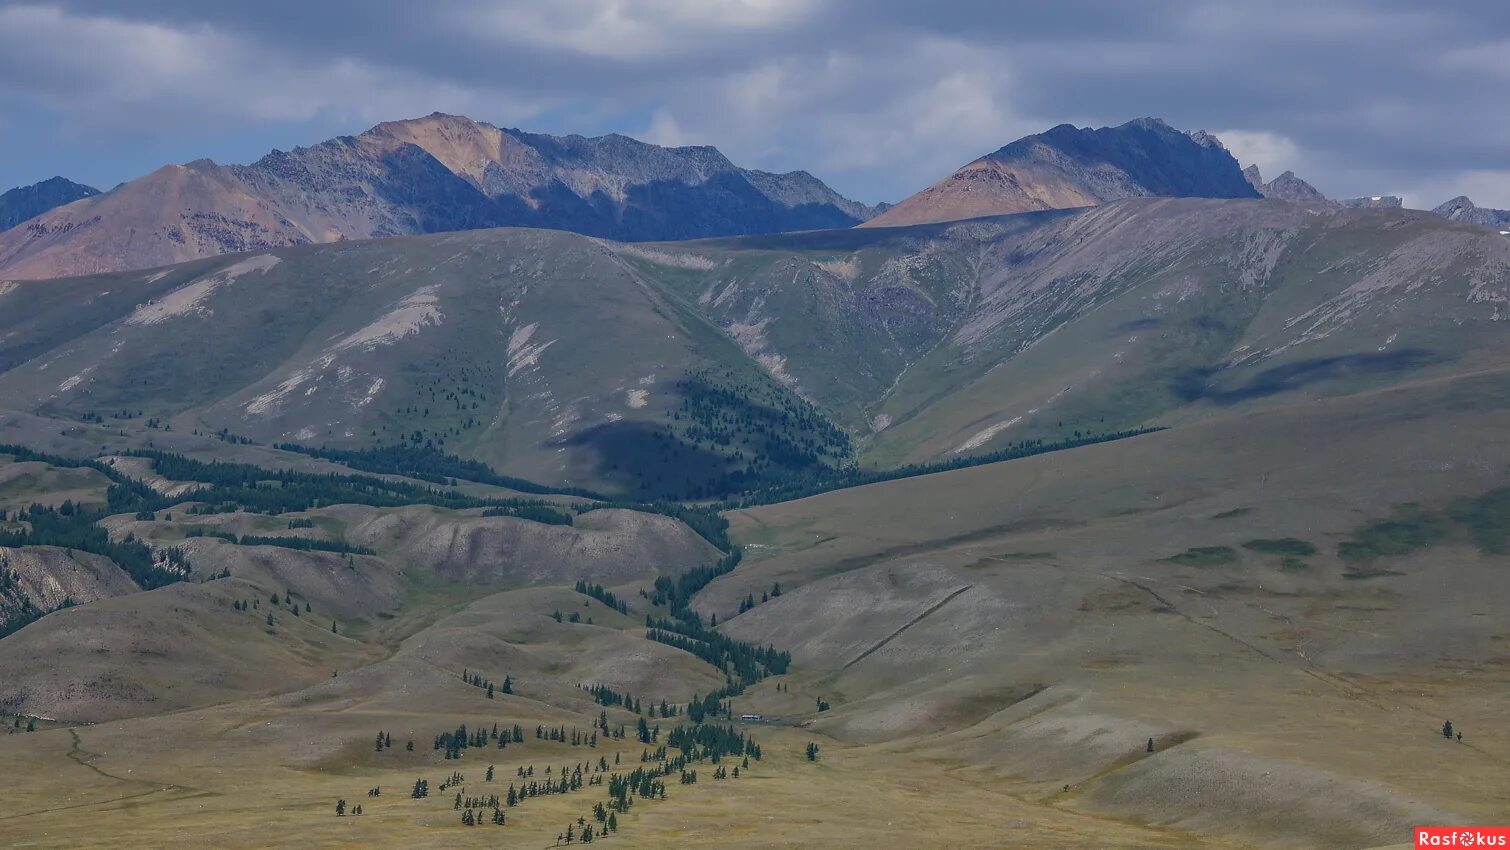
[1417,827,1510,847]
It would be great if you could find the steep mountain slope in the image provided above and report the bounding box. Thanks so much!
[1,199,1505,497]
[0,177,98,230]
[1433,195,1510,231]
[0,545,138,636]
[663,199,1510,468]
[863,118,1258,228]
[0,229,852,498]
[0,113,877,280]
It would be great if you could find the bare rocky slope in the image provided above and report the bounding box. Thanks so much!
[0,113,878,280]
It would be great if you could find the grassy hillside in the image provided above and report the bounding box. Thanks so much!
[1,360,1507,846]
[706,364,1510,846]
[4,199,1508,504]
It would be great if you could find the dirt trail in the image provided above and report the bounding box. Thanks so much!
[0,729,210,822]
[842,584,973,670]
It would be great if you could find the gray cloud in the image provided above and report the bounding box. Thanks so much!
[1,0,1508,207]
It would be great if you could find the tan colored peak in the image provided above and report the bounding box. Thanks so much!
[861,158,1101,228]
[363,114,511,189]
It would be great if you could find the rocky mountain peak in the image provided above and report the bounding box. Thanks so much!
[1241,165,1333,206]
[1430,195,1510,230]
[864,118,1258,228]
[0,176,100,230]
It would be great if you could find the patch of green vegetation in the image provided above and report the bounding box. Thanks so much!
[1210,507,1251,520]
[236,536,375,556]
[997,551,1055,560]
[1447,486,1510,555]
[183,527,238,543]
[480,505,574,526]
[575,369,854,502]
[1164,546,1238,567]
[274,443,603,499]
[0,503,189,589]
[1279,557,1310,572]
[1337,504,1450,564]
[1242,538,1317,557]
[723,426,1165,508]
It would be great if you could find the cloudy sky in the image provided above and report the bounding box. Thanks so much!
[2,0,1509,208]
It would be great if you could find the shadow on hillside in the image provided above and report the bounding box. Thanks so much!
[692,207,1077,252]
[1174,348,1438,404]
[560,420,733,501]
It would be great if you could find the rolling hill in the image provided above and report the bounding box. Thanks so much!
[0,113,878,280]
[0,185,1509,846]
[1,198,1505,501]
[1,334,1507,847]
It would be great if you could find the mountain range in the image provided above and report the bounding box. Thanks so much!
[4,111,1510,848]
[0,113,879,280]
[7,115,1507,283]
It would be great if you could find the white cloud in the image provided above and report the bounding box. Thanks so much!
[1213,130,1299,181]
[633,37,1039,202]
[1439,38,1510,79]
[454,0,818,60]
[0,4,543,133]
[2,0,1510,209]
[1390,169,1510,212]
[641,108,690,147]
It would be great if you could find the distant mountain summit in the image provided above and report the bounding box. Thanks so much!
[0,177,98,231]
[863,117,1259,228]
[1242,165,1333,206]
[1432,196,1510,231]
[0,113,879,280]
